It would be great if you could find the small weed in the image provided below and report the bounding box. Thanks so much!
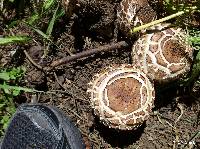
[0,36,30,45]
[27,4,59,41]
[0,67,33,136]
[43,0,56,11]
[183,28,200,85]
[0,94,16,136]
[24,0,64,57]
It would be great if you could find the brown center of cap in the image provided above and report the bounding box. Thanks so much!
[162,39,186,63]
[106,77,142,114]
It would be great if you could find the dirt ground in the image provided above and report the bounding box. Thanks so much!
[0,0,200,148]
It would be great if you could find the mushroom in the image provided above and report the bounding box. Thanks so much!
[117,0,157,37]
[87,64,155,130]
[131,23,194,82]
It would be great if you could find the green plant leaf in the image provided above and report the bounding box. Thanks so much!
[6,105,16,114]
[46,4,59,37]
[0,67,25,81]
[1,115,10,130]
[3,88,10,94]
[56,8,65,19]
[189,37,200,44]
[0,36,30,45]
[0,72,10,81]
[12,89,21,96]
[43,0,55,10]
[31,27,49,39]
[185,49,200,84]
[0,84,34,93]
[26,13,40,25]
[0,103,6,108]
[7,20,19,28]
[9,67,25,80]
[165,0,170,4]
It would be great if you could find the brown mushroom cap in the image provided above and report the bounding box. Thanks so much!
[132,23,194,82]
[117,0,157,37]
[87,65,155,130]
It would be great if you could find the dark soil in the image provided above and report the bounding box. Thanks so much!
[0,0,200,148]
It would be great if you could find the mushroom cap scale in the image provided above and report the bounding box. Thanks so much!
[132,23,194,82]
[117,0,157,37]
[87,65,155,130]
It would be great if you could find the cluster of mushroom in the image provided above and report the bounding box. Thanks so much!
[87,0,194,130]
[61,0,194,130]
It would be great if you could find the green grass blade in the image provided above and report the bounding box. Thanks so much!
[46,4,59,37]
[24,22,51,40]
[131,11,185,33]
[56,8,65,19]
[26,13,40,25]
[31,26,49,39]
[43,0,55,10]
[7,20,19,28]
[0,36,30,45]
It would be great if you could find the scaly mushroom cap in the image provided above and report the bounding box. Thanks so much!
[117,0,157,37]
[87,65,155,130]
[132,23,194,82]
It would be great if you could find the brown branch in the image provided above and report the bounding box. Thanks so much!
[50,41,129,68]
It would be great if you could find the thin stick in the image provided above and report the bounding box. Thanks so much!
[131,6,197,33]
[50,41,129,68]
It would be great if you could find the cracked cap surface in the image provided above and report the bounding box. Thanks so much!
[132,23,194,82]
[87,65,155,130]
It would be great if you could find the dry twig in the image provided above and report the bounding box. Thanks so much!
[50,41,129,68]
